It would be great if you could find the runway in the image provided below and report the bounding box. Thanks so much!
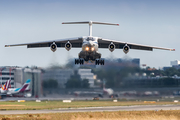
[0,105,180,115]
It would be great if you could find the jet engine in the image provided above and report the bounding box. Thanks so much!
[108,42,115,52]
[65,41,72,51]
[123,44,130,54]
[50,43,57,52]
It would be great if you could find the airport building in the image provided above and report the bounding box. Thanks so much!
[0,66,15,88]
[78,69,95,88]
[170,60,180,69]
[42,69,74,88]
[18,68,42,98]
[42,68,96,88]
[171,60,180,66]
[164,60,180,70]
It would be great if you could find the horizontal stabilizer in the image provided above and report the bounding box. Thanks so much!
[62,21,119,36]
[62,21,119,26]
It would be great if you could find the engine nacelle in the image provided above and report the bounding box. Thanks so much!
[123,44,130,54]
[50,43,57,52]
[108,42,115,52]
[65,41,72,51]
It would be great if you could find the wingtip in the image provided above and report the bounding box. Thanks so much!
[117,24,119,26]
[171,49,175,51]
[5,45,11,47]
[62,22,64,24]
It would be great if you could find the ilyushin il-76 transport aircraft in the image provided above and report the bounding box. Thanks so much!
[5,21,175,65]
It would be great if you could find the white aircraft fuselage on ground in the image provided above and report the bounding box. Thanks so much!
[5,21,175,65]
[7,79,31,95]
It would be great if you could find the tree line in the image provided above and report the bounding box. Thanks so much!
[92,66,180,88]
[42,70,90,89]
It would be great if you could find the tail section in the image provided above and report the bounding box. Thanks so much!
[6,80,11,90]
[19,79,31,92]
[1,82,6,91]
[62,21,119,36]
[1,80,11,93]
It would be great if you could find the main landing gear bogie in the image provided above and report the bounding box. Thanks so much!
[75,59,105,65]
[75,59,84,65]
[95,59,104,65]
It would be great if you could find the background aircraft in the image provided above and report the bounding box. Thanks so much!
[0,80,11,94]
[7,79,31,96]
[5,21,175,65]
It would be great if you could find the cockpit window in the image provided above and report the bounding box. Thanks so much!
[86,37,94,41]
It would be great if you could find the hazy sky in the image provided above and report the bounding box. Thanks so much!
[0,0,180,68]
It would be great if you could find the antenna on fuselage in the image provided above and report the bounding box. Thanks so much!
[62,21,119,36]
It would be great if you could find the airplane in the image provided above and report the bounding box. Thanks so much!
[102,80,119,98]
[6,79,31,95]
[0,80,11,99]
[0,80,11,94]
[103,86,114,96]
[5,21,175,65]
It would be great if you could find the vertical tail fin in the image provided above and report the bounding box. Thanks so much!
[6,80,11,90]
[62,21,119,36]
[1,80,11,91]
[19,79,31,92]
[1,82,7,91]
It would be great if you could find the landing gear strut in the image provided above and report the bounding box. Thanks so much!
[75,59,84,65]
[95,59,104,65]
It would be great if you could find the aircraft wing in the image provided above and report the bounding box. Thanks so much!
[5,37,83,48]
[98,38,175,51]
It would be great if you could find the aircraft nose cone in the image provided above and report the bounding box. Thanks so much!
[89,41,93,46]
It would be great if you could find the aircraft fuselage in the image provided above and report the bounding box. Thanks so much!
[79,36,101,62]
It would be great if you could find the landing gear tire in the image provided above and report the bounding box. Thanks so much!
[75,59,78,64]
[80,59,84,65]
[101,60,104,65]
[95,59,104,65]
[95,60,99,65]
[75,59,84,65]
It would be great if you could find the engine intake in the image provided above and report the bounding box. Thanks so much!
[108,42,115,52]
[65,41,72,51]
[50,43,57,52]
[123,44,130,54]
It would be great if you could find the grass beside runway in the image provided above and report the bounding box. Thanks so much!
[0,100,180,110]
[1,110,180,120]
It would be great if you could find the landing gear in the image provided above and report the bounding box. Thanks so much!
[75,59,84,65]
[75,59,104,65]
[95,59,104,65]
